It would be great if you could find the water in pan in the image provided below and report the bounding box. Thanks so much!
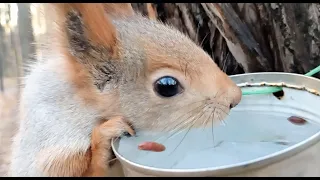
[116,111,320,169]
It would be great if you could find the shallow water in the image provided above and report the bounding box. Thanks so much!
[116,111,320,169]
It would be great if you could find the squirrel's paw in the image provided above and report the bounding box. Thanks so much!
[87,116,134,177]
[92,116,135,147]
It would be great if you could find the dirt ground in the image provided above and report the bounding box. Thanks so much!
[0,79,20,177]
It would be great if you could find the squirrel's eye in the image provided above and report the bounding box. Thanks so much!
[154,76,183,98]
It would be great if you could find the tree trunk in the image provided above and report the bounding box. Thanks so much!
[17,3,35,75]
[0,9,4,92]
[132,3,320,78]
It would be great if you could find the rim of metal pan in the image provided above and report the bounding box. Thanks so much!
[111,72,320,177]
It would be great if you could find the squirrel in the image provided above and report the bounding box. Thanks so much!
[9,3,242,177]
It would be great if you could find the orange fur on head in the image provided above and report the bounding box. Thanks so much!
[103,3,134,17]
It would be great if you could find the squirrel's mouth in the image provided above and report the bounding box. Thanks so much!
[123,121,136,137]
[123,131,133,137]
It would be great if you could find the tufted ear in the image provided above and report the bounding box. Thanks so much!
[50,3,117,59]
[50,3,134,59]
[49,3,134,90]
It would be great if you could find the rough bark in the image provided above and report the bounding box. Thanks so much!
[132,3,320,78]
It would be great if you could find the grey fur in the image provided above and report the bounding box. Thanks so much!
[10,58,101,176]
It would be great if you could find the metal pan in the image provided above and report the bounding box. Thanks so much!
[112,72,320,177]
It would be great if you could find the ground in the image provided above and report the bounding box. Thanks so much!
[0,78,19,177]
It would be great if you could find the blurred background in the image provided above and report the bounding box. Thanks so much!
[1,3,320,176]
[0,3,47,176]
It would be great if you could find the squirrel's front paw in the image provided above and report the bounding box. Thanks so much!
[88,116,134,177]
[91,116,135,148]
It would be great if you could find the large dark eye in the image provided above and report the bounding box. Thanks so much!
[154,76,183,98]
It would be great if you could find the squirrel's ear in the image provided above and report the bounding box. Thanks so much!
[49,3,134,90]
[50,3,127,60]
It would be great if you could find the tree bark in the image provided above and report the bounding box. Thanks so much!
[17,3,35,75]
[132,3,320,78]
[0,9,4,92]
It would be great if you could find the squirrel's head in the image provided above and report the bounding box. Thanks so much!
[51,3,242,132]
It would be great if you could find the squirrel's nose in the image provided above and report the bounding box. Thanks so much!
[228,85,242,109]
[229,101,239,109]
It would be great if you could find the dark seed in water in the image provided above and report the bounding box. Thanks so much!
[273,90,284,100]
[288,116,307,125]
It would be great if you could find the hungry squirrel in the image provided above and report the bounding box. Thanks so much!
[9,3,242,177]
